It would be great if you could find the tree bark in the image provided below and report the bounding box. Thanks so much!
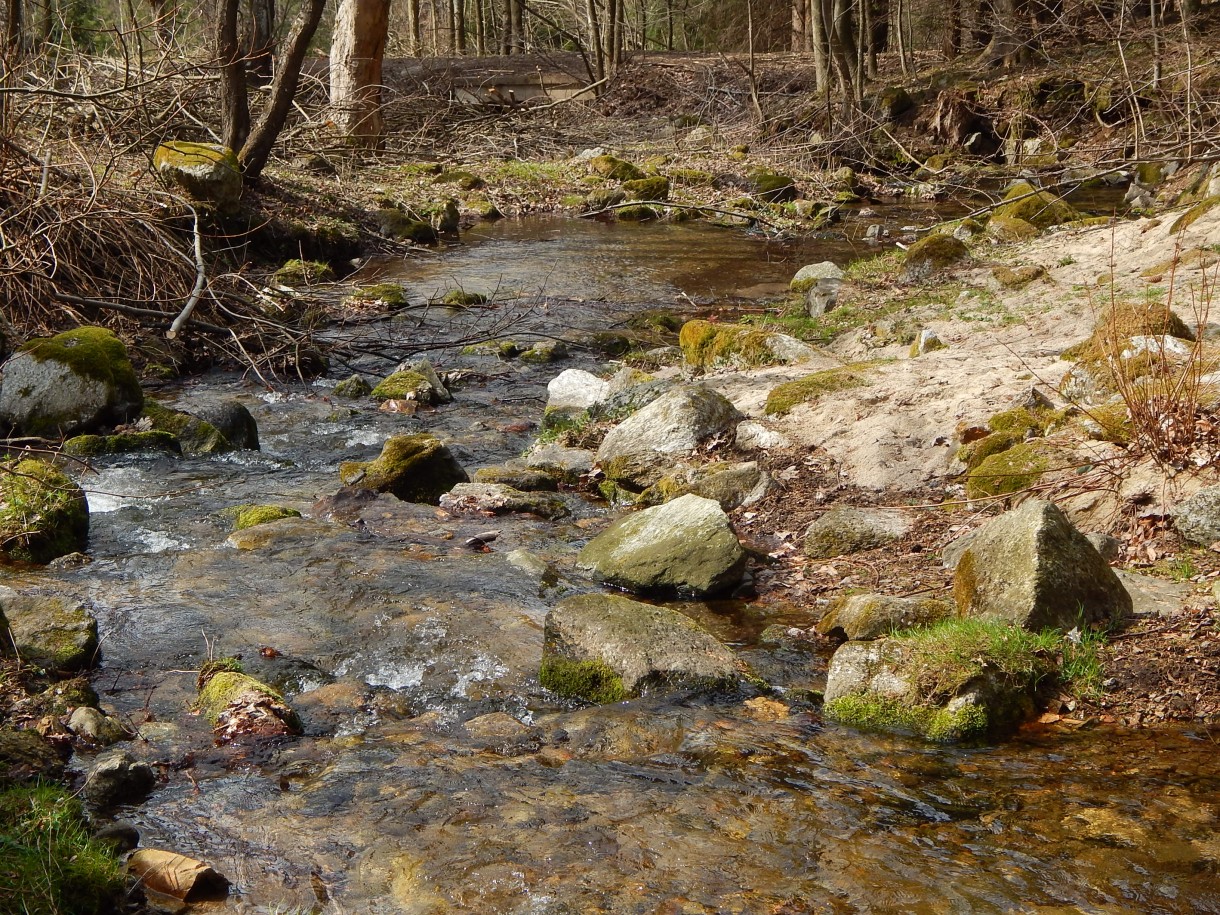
[5,0,25,56]
[586,0,605,80]
[330,0,390,145]
[216,0,251,152]
[240,0,326,178]
[406,0,420,54]
[245,0,275,83]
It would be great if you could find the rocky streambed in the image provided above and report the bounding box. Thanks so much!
[2,215,1219,913]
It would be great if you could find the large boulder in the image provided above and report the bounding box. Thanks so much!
[0,327,142,436]
[546,369,610,414]
[804,506,914,559]
[952,500,1131,631]
[577,493,747,596]
[439,482,569,520]
[142,401,233,454]
[0,459,89,565]
[153,141,242,212]
[0,586,99,670]
[541,592,745,701]
[596,385,742,489]
[339,434,469,504]
[180,398,260,450]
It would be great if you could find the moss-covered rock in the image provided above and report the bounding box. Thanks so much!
[0,587,98,670]
[374,208,438,244]
[62,431,180,457]
[518,341,569,364]
[902,233,970,281]
[0,327,143,436]
[614,204,659,221]
[440,289,488,307]
[343,283,409,308]
[542,592,747,701]
[993,265,1046,288]
[232,504,302,531]
[679,320,793,370]
[141,401,232,455]
[152,141,241,211]
[370,370,438,404]
[1169,194,1220,234]
[1060,301,1194,392]
[0,731,67,785]
[965,441,1054,500]
[333,375,373,398]
[585,188,626,212]
[764,365,869,415]
[986,214,1040,241]
[434,169,485,190]
[804,506,914,559]
[638,461,770,511]
[817,593,953,641]
[750,170,798,204]
[273,259,333,286]
[339,433,469,504]
[874,85,915,120]
[195,669,302,740]
[993,180,1080,229]
[0,460,89,565]
[622,176,670,202]
[588,154,644,181]
[472,465,560,492]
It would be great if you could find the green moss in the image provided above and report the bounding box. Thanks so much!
[374,208,438,244]
[339,433,468,504]
[196,656,243,690]
[986,214,1040,241]
[588,155,643,182]
[764,365,869,415]
[0,784,126,914]
[750,170,798,203]
[440,290,488,307]
[344,283,409,308]
[678,319,776,369]
[992,265,1046,288]
[333,375,372,398]
[826,693,990,742]
[622,176,670,201]
[965,441,1052,499]
[370,370,432,402]
[195,670,301,731]
[0,459,89,564]
[518,341,568,364]
[614,205,659,221]
[62,430,180,457]
[584,188,626,211]
[1063,301,1195,387]
[233,504,301,531]
[539,657,628,704]
[670,168,713,186]
[434,169,485,190]
[903,233,970,279]
[152,141,241,210]
[19,328,139,397]
[142,401,232,454]
[273,259,333,286]
[993,180,1080,229]
[1169,195,1220,234]
[1083,401,1132,443]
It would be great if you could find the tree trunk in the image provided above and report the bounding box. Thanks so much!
[407,0,420,54]
[5,0,24,56]
[473,0,485,53]
[216,0,251,152]
[791,0,806,51]
[586,0,605,81]
[240,0,326,179]
[509,0,523,52]
[809,0,829,93]
[329,0,390,145]
[944,0,961,57]
[245,0,275,83]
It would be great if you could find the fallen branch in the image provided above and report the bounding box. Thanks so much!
[579,199,783,231]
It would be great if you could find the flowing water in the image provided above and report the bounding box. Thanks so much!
[18,217,1220,913]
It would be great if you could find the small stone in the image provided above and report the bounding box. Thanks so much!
[68,707,129,746]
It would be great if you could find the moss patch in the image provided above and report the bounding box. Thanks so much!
[440,290,488,307]
[764,365,869,415]
[986,214,1040,241]
[0,784,126,914]
[588,155,643,181]
[993,265,1046,288]
[622,176,669,201]
[903,233,970,280]
[62,430,180,457]
[339,433,468,504]
[750,170,798,203]
[371,370,433,402]
[0,459,89,564]
[19,328,139,395]
[826,693,990,742]
[344,283,409,308]
[965,441,1054,499]
[142,401,232,454]
[679,319,778,369]
[232,504,302,531]
[1170,195,1220,234]
[273,259,333,286]
[539,657,628,704]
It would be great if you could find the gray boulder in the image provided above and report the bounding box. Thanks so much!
[439,482,569,520]
[1173,485,1220,546]
[817,593,954,641]
[596,385,742,489]
[472,465,559,492]
[0,587,99,671]
[804,506,914,559]
[953,499,1131,631]
[577,493,746,596]
[0,327,142,436]
[522,444,595,485]
[84,749,156,808]
[339,434,469,504]
[790,261,844,294]
[541,592,745,701]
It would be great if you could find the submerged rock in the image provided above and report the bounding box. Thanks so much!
[339,434,469,504]
[84,749,156,807]
[0,326,143,436]
[577,493,747,596]
[952,499,1131,631]
[0,460,89,565]
[541,592,745,702]
[596,385,741,490]
[439,482,569,520]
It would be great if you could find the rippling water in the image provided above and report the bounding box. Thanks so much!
[22,218,1220,913]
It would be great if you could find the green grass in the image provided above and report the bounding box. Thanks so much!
[899,617,1061,700]
[0,784,126,915]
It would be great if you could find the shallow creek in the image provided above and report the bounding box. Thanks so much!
[17,217,1220,913]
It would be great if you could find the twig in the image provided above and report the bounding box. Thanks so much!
[167,207,206,339]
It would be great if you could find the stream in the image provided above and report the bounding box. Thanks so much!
[19,215,1220,913]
